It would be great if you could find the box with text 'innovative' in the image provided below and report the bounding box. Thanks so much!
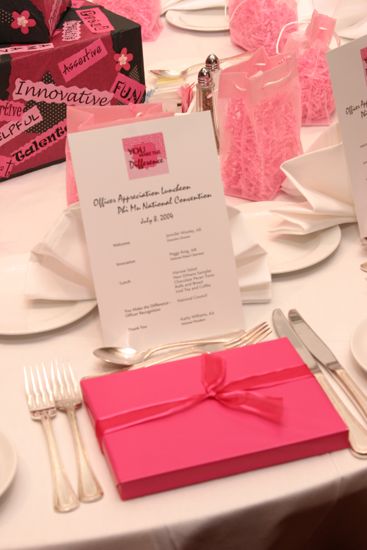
[0,5,145,181]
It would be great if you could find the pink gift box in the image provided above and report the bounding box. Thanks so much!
[81,338,349,500]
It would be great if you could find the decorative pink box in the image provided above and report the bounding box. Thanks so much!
[0,5,145,181]
[0,0,70,44]
[81,338,349,500]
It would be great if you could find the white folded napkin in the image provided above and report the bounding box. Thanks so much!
[271,124,356,236]
[25,204,271,304]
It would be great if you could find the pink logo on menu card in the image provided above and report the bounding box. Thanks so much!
[122,133,169,180]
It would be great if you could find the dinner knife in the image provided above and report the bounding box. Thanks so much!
[288,309,367,425]
[272,308,367,457]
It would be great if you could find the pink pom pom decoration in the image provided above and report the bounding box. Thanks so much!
[95,0,162,41]
[228,0,297,55]
[282,10,337,125]
[218,49,302,201]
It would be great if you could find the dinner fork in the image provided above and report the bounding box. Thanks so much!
[24,365,79,513]
[51,362,104,503]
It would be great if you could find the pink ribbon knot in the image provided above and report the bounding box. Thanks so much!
[96,354,311,440]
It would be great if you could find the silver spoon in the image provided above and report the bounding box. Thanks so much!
[361,261,367,272]
[149,52,249,80]
[93,322,268,367]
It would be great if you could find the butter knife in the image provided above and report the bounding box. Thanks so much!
[288,309,367,425]
[272,308,367,457]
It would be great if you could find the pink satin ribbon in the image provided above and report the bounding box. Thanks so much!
[96,354,311,440]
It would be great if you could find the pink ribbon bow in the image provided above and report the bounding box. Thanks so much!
[96,354,311,440]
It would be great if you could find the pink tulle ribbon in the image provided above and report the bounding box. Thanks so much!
[94,0,162,41]
[96,355,312,440]
[228,0,297,55]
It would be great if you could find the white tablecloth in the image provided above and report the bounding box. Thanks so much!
[1,15,367,550]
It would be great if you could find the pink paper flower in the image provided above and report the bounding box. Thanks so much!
[11,10,36,35]
[114,48,134,72]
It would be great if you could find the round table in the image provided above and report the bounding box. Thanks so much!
[1,14,367,550]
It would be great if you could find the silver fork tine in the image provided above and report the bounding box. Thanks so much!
[224,323,271,349]
[23,365,79,513]
[52,361,103,503]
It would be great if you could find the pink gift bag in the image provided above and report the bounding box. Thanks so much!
[66,103,172,205]
[218,48,302,201]
[228,0,297,55]
[278,10,338,125]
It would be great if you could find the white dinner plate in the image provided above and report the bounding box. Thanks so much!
[351,318,367,371]
[0,432,17,498]
[165,8,229,32]
[0,254,97,336]
[234,202,342,275]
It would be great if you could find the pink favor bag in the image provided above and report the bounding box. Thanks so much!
[66,103,172,205]
[279,10,337,125]
[218,48,302,201]
[228,0,297,55]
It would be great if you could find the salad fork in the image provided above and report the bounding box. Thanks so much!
[51,362,103,503]
[24,365,79,513]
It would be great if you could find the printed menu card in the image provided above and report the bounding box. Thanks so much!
[328,36,367,242]
[68,111,244,348]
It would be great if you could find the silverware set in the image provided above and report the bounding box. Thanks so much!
[24,362,103,513]
[94,321,273,369]
[272,308,367,458]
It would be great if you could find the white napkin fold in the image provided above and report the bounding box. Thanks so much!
[270,124,356,236]
[25,204,271,304]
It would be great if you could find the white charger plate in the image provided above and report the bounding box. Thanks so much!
[0,432,17,498]
[0,254,96,336]
[351,318,367,371]
[232,202,341,275]
[165,8,229,32]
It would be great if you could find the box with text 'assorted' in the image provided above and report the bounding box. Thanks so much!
[0,5,145,181]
